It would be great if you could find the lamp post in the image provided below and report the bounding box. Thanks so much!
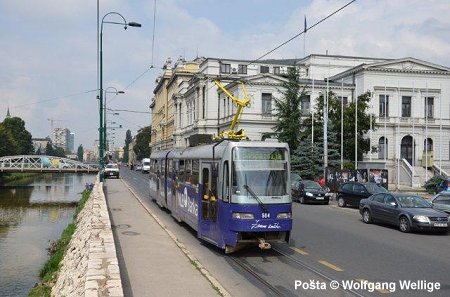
[99,12,141,181]
[104,86,124,160]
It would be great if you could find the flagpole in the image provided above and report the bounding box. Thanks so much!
[425,81,428,182]
[341,78,344,169]
[369,88,373,162]
[312,76,315,145]
[412,82,415,169]
[303,15,307,58]
[397,81,400,190]
[355,79,358,169]
[384,81,387,167]
[439,82,442,174]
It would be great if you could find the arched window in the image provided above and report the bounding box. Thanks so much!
[378,137,388,159]
[424,138,433,152]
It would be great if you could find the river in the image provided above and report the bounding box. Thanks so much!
[0,173,96,297]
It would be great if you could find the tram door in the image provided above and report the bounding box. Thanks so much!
[200,162,219,244]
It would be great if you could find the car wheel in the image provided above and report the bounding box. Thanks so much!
[362,209,372,224]
[299,197,305,204]
[399,216,411,233]
[337,196,346,207]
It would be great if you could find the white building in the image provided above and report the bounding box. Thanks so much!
[152,54,450,187]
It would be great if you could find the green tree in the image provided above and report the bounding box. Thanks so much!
[122,129,133,164]
[0,124,20,156]
[45,143,54,156]
[291,134,322,180]
[53,147,66,158]
[272,67,305,152]
[300,91,374,169]
[77,145,84,161]
[2,117,34,154]
[133,126,152,161]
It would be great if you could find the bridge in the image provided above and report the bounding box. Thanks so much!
[0,155,99,173]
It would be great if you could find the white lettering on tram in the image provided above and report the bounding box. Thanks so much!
[177,187,198,217]
[251,220,282,230]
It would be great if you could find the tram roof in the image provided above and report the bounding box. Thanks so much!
[150,140,288,160]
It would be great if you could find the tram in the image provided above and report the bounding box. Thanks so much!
[149,139,292,253]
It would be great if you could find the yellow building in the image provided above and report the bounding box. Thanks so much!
[150,57,201,151]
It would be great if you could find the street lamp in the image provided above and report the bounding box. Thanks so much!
[99,12,141,180]
[104,86,124,161]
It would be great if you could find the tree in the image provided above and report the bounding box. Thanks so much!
[77,145,84,161]
[133,126,152,161]
[291,134,322,180]
[300,91,374,169]
[45,142,54,156]
[0,123,19,157]
[272,67,305,152]
[2,116,34,154]
[122,129,133,164]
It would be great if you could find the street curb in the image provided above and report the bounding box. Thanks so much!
[119,178,231,297]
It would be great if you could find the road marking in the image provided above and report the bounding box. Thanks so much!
[318,260,344,272]
[356,279,391,294]
[291,247,309,255]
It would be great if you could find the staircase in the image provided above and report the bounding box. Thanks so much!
[411,166,433,188]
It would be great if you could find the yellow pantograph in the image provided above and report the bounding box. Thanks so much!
[214,79,251,140]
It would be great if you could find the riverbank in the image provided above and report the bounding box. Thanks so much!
[29,179,123,296]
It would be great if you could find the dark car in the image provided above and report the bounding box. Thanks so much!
[431,192,450,214]
[337,182,387,207]
[292,180,329,205]
[291,172,302,188]
[435,178,450,194]
[359,193,449,233]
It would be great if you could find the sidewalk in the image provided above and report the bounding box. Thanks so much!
[104,179,223,297]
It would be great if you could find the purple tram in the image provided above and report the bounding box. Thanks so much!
[149,140,292,253]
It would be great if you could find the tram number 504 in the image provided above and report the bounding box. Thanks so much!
[262,213,270,219]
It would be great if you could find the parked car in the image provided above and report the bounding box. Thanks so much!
[435,178,450,194]
[142,158,151,173]
[135,164,142,171]
[103,163,120,179]
[291,172,302,188]
[359,193,449,233]
[337,182,387,207]
[292,180,329,205]
[430,192,450,214]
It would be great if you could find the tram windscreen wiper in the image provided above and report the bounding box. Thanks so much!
[243,184,269,214]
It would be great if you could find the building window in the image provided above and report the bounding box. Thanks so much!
[260,66,269,73]
[340,96,348,107]
[220,63,231,74]
[378,137,388,159]
[379,94,389,117]
[262,93,272,115]
[301,95,311,115]
[424,97,434,118]
[273,66,280,75]
[238,64,247,74]
[402,96,411,117]
[424,138,433,152]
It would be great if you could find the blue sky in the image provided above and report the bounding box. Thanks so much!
[1,0,449,151]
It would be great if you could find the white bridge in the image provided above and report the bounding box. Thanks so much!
[0,155,99,173]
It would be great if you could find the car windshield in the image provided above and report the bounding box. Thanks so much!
[365,183,388,193]
[303,181,322,190]
[106,164,118,169]
[397,196,431,208]
[292,173,302,182]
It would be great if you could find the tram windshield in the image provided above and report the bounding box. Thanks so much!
[232,147,289,204]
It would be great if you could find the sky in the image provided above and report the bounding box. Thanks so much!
[1,0,449,152]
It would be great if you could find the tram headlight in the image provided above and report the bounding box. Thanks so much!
[232,212,255,219]
[277,212,291,219]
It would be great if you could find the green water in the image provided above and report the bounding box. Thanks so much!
[0,173,96,297]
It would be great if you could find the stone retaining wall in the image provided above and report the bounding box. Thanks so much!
[52,180,123,297]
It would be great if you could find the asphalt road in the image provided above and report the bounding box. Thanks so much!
[114,166,450,297]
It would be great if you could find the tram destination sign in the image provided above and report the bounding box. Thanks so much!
[234,148,285,161]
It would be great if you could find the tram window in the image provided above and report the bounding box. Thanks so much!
[168,160,173,175]
[161,159,166,175]
[185,160,192,183]
[222,161,229,202]
[192,160,199,184]
[179,160,185,182]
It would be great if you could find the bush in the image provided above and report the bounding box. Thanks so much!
[423,174,446,194]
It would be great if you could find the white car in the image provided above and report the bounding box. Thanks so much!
[104,163,120,179]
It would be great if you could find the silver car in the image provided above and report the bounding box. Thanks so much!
[431,192,450,214]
